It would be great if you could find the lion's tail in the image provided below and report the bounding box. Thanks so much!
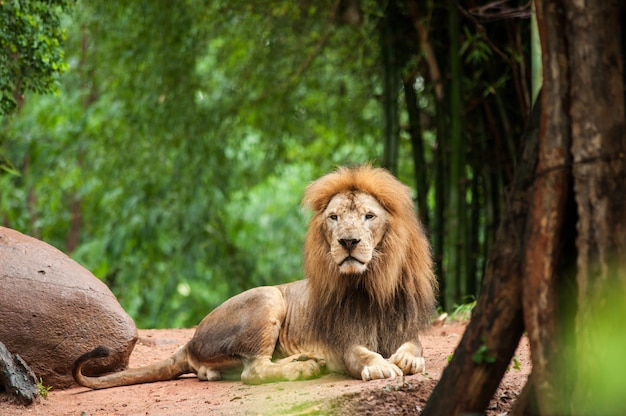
[72,345,191,390]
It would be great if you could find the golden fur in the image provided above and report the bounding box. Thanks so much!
[304,165,435,317]
[73,165,437,389]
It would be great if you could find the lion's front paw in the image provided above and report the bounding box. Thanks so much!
[242,357,325,384]
[285,358,324,381]
[276,353,326,380]
[389,351,425,375]
[361,361,403,381]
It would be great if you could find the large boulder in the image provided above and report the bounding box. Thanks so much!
[0,227,137,389]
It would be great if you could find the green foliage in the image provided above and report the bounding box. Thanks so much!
[460,26,493,65]
[511,356,521,371]
[0,0,530,328]
[0,0,383,328]
[448,299,477,322]
[0,0,73,115]
[224,164,313,288]
[571,285,626,415]
[37,378,52,398]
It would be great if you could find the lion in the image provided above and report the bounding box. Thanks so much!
[73,165,437,388]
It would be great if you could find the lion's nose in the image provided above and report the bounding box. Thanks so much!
[338,239,361,250]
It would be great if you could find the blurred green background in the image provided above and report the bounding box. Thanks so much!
[1,0,531,328]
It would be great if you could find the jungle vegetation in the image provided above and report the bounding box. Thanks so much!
[2,0,532,329]
[4,1,626,413]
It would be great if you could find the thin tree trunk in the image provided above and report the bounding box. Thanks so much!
[480,103,500,263]
[445,0,466,308]
[433,106,447,309]
[403,77,429,227]
[380,0,400,174]
[467,161,480,296]
[422,100,541,416]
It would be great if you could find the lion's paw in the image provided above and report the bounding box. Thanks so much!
[361,361,403,381]
[282,353,326,366]
[388,352,425,375]
[243,357,324,384]
[285,359,324,380]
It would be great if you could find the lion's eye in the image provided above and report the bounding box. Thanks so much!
[365,213,376,220]
[329,214,338,221]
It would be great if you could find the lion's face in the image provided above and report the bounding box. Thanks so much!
[323,192,389,275]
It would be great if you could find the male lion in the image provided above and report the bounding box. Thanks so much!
[73,165,437,388]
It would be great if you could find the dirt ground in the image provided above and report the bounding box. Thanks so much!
[2,321,530,415]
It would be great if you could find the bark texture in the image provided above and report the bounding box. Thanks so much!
[423,1,626,413]
[421,102,540,416]
[565,0,626,413]
[522,1,573,413]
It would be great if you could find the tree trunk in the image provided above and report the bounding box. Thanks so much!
[467,159,480,296]
[444,0,466,308]
[433,106,447,309]
[424,1,626,414]
[404,77,429,227]
[421,100,541,416]
[565,1,626,413]
[521,1,573,412]
[567,0,626,302]
[380,0,400,174]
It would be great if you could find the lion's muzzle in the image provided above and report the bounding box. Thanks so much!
[338,238,361,250]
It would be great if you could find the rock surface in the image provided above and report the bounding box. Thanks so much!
[0,340,39,404]
[0,227,138,389]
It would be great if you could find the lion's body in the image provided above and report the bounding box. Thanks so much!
[73,165,437,389]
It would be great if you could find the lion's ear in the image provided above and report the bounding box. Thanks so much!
[302,169,345,213]
[303,190,332,213]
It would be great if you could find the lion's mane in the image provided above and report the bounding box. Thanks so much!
[302,165,437,353]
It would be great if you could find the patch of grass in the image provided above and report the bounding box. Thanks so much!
[283,399,327,415]
[511,356,522,370]
[448,299,477,322]
[37,378,52,399]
